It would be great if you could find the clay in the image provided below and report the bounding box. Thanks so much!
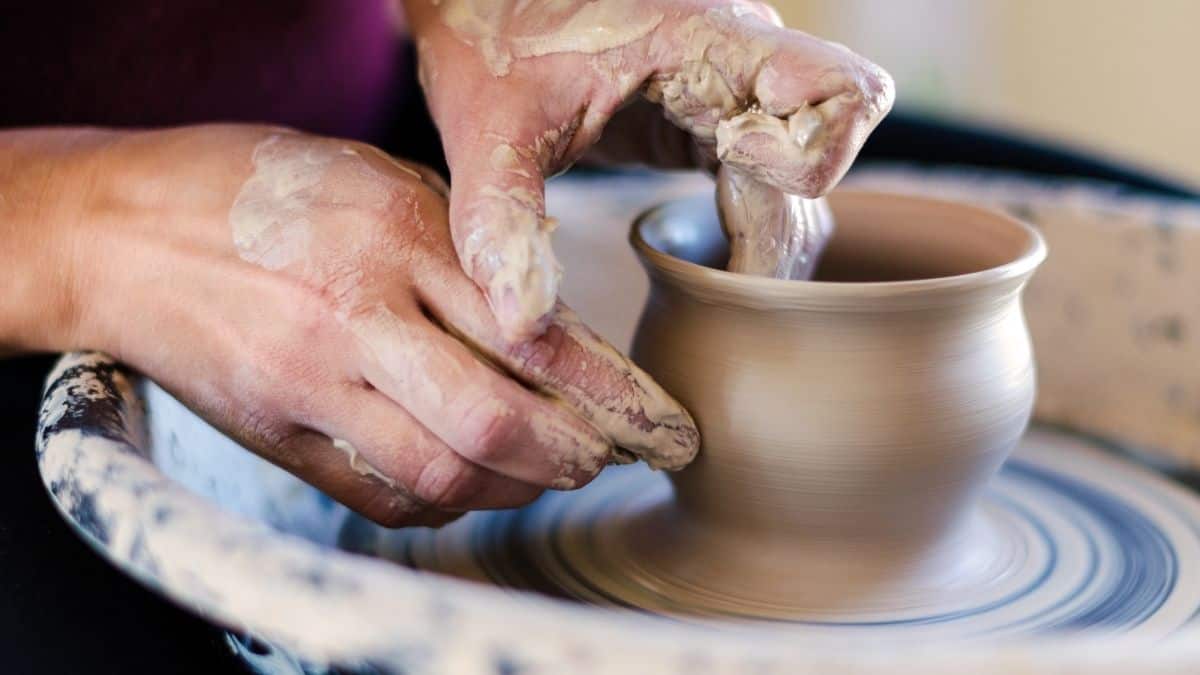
[715,164,834,279]
[581,190,1047,617]
[435,0,664,77]
[459,183,563,334]
[331,437,398,488]
[645,6,893,198]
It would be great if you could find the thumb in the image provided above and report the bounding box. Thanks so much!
[446,132,561,343]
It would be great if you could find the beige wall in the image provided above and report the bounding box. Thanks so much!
[774,0,1200,187]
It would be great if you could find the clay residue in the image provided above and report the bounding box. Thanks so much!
[229,134,410,276]
[716,164,835,280]
[437,0,664,76]
[459,185,563,338]
[229,134,323,271]
[715,90,876,198]
[332,437,399,489]
[646,7,893,198]
[643,7,773,141]
[489,143,532,178]
[510,304,700,470]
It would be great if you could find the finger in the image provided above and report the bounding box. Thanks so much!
[644,3,894,196]
[345,300,613,489]
[413,265,700,471]
[443,111,568,343]
[269,427,460,529]
[306,383,544,512]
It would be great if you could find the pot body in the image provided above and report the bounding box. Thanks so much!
[630,191,1044,549]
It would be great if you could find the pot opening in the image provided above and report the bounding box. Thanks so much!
[636,191,1040,285]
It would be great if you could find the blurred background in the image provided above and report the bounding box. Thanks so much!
[774,0,1199,187]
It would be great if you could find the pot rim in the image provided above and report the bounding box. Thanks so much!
[630,189,1047,309]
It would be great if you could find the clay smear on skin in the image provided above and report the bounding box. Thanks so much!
[649,7,891,193]
[229,134,696,484]
[332,437,401,489]
[644,6,774,141]
[227,136,422,497]
[460,184,562,337]
[717,165,835,280]
[540,306,700,469]
[642,8,875,280]
[457,120,582,340]
[435,0,664,77]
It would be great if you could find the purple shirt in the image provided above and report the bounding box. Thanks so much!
[1,1,410,145]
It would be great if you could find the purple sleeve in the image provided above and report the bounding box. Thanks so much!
[0,0,411,145]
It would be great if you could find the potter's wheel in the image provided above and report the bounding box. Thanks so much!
[343,426,1200,641]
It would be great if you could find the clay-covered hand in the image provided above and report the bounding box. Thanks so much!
[404,0,894,339]
[16,125,698,527]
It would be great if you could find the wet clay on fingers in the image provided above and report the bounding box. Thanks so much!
[417,0,893,339]
[715,164,834,279]
[229,133,698,485]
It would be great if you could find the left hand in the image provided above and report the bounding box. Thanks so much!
[404,0,894,341]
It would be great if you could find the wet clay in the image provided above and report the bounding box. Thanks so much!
[605,191,1047,617]
[434,0,664,77]
[429,1,891,331]
[715,164,834,279]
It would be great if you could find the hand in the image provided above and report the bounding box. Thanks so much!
[14,125,698,527]
[405,0,894,340]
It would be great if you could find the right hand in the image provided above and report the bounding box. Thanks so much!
[406,0,893,340]
[8,124,699,527]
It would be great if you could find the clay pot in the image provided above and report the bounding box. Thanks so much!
[620,190,1047,616]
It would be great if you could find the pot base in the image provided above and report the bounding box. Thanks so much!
[554,496,1037,623]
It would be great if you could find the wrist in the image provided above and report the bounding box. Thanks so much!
[0,128,121,355]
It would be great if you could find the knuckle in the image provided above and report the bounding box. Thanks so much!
[415,459,485,510]
[459,396,519,463]
[750,1,784,26]
[508,327,566,376]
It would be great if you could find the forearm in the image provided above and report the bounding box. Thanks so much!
[0,128,116,356]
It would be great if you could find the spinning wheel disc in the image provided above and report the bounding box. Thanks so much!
[344,427,1200,642]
